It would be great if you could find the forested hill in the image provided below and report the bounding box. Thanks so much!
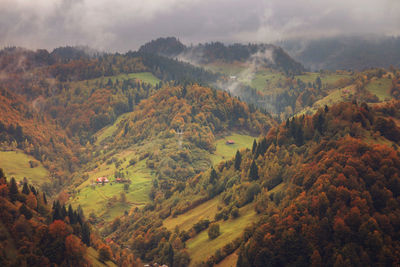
[106,100,400,266]
[100,83,275,183]
[139,37,306,75]
[0,170,124,266]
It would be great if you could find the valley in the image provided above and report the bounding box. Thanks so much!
[0,37,400,267]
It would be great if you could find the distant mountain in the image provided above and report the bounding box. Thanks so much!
[279,36,400,71]
[139,37,306,75]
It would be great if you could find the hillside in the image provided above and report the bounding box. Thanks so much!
[1,41,400,267]
[280,36,400,71]
[139,37,306,75]
[68,83,275,223]
[0,169,122,266]
[103,100,400,266]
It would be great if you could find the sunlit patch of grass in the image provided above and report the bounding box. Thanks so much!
[163,197,221,231]
[0,150,49,186]
[211,133,255,165]
[365,77,392,101]
[187,204,258,266]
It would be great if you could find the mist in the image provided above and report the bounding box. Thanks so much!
[1,0,399,52]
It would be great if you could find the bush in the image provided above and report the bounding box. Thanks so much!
[231,206,239,218]
[208,223,220,240]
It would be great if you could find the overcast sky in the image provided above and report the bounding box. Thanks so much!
[1,0,399,52]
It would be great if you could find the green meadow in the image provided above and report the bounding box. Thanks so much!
[187,204,258,266]
[211,134,255,165]
[70,157,153,221]
[365,77,392,101]
[0,150,49,186]
[163,197,221,231]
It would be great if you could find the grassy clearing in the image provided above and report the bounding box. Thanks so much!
[211,134,255,165]
[247,71,285,92]
[163,197,221,231]
[215,251,238,267]
[295,72,351,86]
[95,113,130,145]
[109,72,160,86]
[0,150,49,186]
[71,157,153,221]
[202,62,247,76]
[87,247,117,267]
[187,204,258,266]
[365,78,392,101]
[297,85,355,116]
[71,72,160,88]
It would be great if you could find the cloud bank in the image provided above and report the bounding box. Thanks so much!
[0,0,399,51]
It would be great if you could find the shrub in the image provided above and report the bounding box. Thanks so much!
[208,223,220,240]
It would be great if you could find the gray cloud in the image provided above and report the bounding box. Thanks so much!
[0,0,399,52]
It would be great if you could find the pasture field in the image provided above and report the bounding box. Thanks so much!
[211,133,255,165]
[0,150,49,186]
[187,204,258,266]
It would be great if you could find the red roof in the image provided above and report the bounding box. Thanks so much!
[96,177,109,182]
[226,140,235,144]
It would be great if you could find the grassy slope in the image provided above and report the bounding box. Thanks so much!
[297,85,356,115]
[70,157,153,221]
[211,134,255,165]
[0,150,49,186]
[295,72,351,85]
[87,247,117,267]
[365,77,392,101]
[187,204,258,266]
[163,197,221,231]
[95,113,130,145]
[73,130,254,222]
[215,252,238,267]
[70,72,160,88]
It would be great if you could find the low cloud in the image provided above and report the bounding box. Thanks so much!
[0,0,399,51]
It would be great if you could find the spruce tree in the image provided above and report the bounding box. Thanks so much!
[9,177,19,202]
[68,204,75,224]
[82,222,91,246]
[22,182,30,195]
[209,168,218,184]
[234,150,242,170]
[252,139,257,154]
[43,192,47,204]
[249,160,259,181]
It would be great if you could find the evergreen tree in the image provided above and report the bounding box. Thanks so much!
[61,204,67,219]
[52,201,62,221]
[9,177,19,202]
[82,222,91,246]
[234,150,242,170]
[68,204,75,224]
[43,192,47,204]
[22,182,30,195]
[209,168,218,184]
[249,160,259,181]
[19,203,33,219]
[295,126,304,146]
[30,185,37,195]
[252,139,257,154]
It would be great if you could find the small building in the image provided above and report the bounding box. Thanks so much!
[96,177,109,183]
[226,140,235,145]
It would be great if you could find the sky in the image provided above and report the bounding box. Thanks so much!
[0,0,399,52]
